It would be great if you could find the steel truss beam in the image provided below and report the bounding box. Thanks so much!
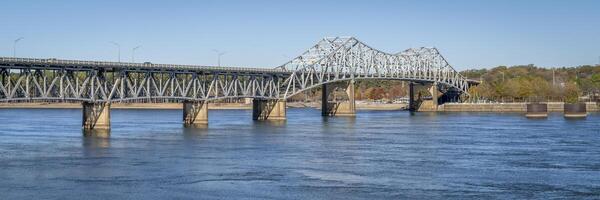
[0,37,471,103]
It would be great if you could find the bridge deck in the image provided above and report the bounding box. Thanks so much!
[0,57,290,74]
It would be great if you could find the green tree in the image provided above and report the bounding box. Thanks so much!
[563,82,580,103]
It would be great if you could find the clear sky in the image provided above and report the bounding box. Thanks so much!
[0,0,598,70]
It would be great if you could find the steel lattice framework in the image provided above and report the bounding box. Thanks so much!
[0,37,471,103]
[279,37,470,98]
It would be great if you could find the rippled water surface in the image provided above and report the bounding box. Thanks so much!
[0,108,599,199]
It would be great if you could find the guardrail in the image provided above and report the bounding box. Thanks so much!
[0,57,288,73]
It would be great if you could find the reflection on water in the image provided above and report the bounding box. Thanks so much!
[82,129,111,149]
[182,127,208,141]
[82,129,111,138]
[183,123,209,129]
[564,116,588,121]
[253,119,287,127]
[0,108,599,199]
[321,115,356,127]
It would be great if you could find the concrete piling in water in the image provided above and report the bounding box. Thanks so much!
[406,82,442,112]
[564,103,587,118]
[321,80,356,116]
[415,83,442,112]
[82,102,111,130]
[526,103,548,118]
[428,83,439,110]
[252,99,286,120]
[183,100,209,127]
[408,82,416,112]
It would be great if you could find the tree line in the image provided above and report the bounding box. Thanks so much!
[463,64,600,103]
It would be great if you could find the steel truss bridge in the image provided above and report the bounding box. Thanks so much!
[0,37,474,103]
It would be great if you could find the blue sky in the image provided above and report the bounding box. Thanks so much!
[0,0,598,70]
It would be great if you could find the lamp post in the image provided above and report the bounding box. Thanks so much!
[552,68,556,86]
[13,37,24,58]
[132,45,142,62]
[212,49,226,67]
[110,42,121,62]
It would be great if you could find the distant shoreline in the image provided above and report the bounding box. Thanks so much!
[440,102,599,112]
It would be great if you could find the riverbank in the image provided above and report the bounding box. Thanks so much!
[0,102,408,110]
[439,102,599,112]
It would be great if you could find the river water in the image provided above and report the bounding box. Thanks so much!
[0,108,599,199]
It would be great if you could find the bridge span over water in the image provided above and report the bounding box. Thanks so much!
[0,37,478,130]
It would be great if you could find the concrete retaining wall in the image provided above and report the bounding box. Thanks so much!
[439,102,599,112]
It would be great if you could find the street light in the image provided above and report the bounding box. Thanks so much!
[13,37,24,58]
[552,68,556,86]
[110,42,121,62]
[212,49,226,67]
[132,45,142,62]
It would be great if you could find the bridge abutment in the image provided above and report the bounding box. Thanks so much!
[183,100,209,127]
[322,80,356,116]
[252,99,286,120]
[82,102,111,130]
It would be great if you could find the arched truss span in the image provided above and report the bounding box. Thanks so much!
[279,37,469,99]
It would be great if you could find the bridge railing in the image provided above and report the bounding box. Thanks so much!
[0,57,288,74]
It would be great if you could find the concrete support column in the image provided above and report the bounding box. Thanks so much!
[82,102,111,130]
[428,83,439,111]
[252,99,286,120]
[322,80,356,116]
[430,84,438,107]
[408,82,416,112]
[183,100,209,126]
[408,82,441,112]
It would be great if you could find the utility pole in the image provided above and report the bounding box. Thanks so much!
[132,45,142,62]
[13,37,24,58]
[110,42,121,62]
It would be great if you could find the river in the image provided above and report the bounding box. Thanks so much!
[0,108,599,199]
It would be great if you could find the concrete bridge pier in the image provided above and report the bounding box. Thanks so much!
[429,84,439,108]
[82,102,111,130]
[183,100,209,127]
[420,83,441,111]
[252,99,286,120]
[408,82,441,112]
[322,80,356,116]
[408,82,416,112]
